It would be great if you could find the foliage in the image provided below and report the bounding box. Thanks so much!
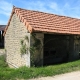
[30,46,36,54]
[1,59,80,80]
[0,55,8,67]
[20,34,41,66]
[20,44,27,55]
[30,33,41,66]
[20,40,24,45]
[31,33,41,50]
[20,36,29,55]
[25,36,29,42]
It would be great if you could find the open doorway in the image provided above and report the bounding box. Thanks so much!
[0,30,4,48]
[0,25,6,49]
[43,34,69,65]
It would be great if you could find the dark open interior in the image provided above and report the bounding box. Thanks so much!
[43,34,70,65]
[0,31,4,48]
[0,25,5,49]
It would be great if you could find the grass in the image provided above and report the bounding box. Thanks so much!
[0,55,80,80]
[0,55,8,67]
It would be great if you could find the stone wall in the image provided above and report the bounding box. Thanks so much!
[30,33,44,66]
[5,13,30,68]
[5,13,80,68]
[0,49,5,56]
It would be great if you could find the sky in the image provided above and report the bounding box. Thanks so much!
[0,0,80,25]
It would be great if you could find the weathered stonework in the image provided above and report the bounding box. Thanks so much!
[30,33,44,66]
[5,12,80,68]
[0,49,5,56]
[5,13,30,68]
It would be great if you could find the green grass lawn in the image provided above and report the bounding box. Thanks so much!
[0,55,80,80]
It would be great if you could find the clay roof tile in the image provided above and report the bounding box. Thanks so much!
[4,6,80,35]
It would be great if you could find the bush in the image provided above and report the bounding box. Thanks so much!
[0,55,8,67]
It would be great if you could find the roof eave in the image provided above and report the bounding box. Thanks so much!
[3,6,34,35]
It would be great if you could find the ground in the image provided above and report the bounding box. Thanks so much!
[29,71,80,80]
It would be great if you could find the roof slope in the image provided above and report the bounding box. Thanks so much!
[4,6,80,35]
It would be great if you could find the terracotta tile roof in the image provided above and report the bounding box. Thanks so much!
[4,6,80,35]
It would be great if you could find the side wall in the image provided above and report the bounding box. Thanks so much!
[30,33,44,66]
[0,49,5,56]
[30,34,80,66]
[5,13,30,68]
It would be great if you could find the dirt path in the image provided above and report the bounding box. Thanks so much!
[29,71,80,80]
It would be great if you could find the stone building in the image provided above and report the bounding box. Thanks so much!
[4,6,80,68]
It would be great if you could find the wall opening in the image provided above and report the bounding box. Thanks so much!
[0,30,4,48]
[43,34,70,66]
